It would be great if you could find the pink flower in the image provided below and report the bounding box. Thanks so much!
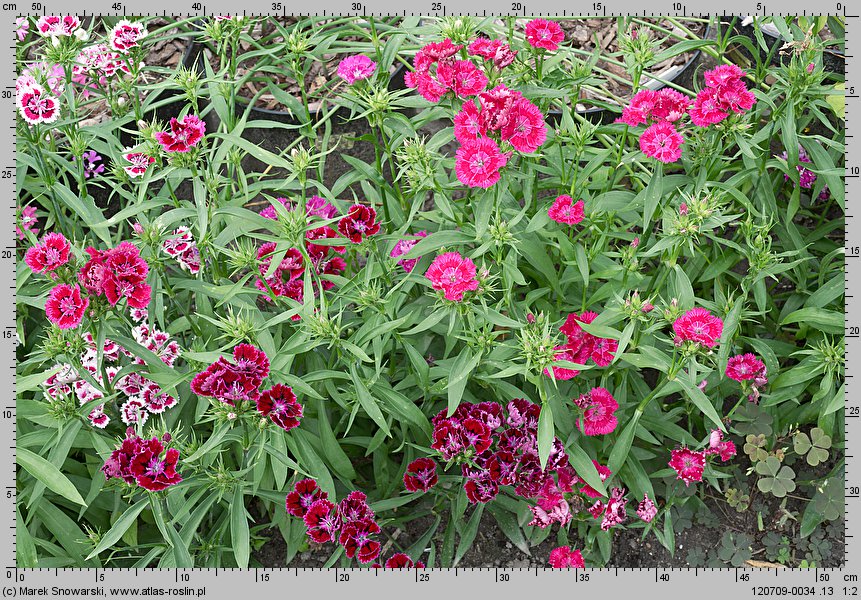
[637,494,658,522]
[619,88,690,126]
[601,486,628,531]
[25,233,71,275]
[689,87,729,127]
[100,242,151,309]
[286,479,328,518]
[725,353,766,381]
[35,15,80,37]
[668,447,706,486]
[468,37,517,69]
[704,64,745,89]
[390,231,427,272]
[45,284,88,330]
[16,18,29,42]
[17,205,38,240]
[122,151,155,178]
[672,307,724,347]
[579,460,611,499]
[109,20,147,53]
[501,97,547,153]
[337,55,377,84]
[17,84,59,125]
[405,39,464,103]
[454,100,486,143]
[257,384,303,432]
[455,137,508,188]
[548,546,585,568]
[525,19,564,51]
[438,60,488,97]
[155,115,206,153]
[573,387,619,436]
[425,251,480,302]
[706,429,737,462]
[338,204,381,244]
[162,227,201,274]
[639,121,684,163]
[403,457,438,492]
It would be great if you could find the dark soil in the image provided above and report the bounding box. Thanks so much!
[555,18,707,107]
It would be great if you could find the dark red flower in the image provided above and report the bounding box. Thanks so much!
[190,344,270,405]
[286,478,328,518]
[102,428,143,485]
[337,490,375,526]
[464,472,499,504]
[403,457,438,492]
[128,436,182,491]
[304,499,339,543]
[338,204,381,244]
[384,553,422,568]
[256,383,303,431]
[101,241,151,309]
[338,517,381,563]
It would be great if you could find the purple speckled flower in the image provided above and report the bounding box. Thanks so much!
[82,150,105,179]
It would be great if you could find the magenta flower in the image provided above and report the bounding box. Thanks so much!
[573,387,619,436]
[25,232,71,275]
[17,205,38,240]
[668,447,706,486]
[455,136,508,188]
[390,231,427,272]
[525,19,564,51]
[286,479,328,518]
[45,284,88,330]
[425,251,480,302]
[548,546,585,568]
[109,20,147,53]
[639,121,684,163]
[501,97,547,153]
[548,195,585,225]
[122,151,155,178]
[82,150,105,178]
[725,353,766,382]
[337,55,377,84]
[579,460,611,499]
[155,114,206,153]
[672,307,724,347]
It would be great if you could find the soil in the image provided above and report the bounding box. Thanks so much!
[554,18,708,109]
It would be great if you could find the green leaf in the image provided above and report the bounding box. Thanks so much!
[17,447,86,506]
[641,163,664,232]
[780,308,844,334]
[86,499,148,560]
[676,377,725,431]
[447,350,480,417]
[16,507,37,567]
[453,504,484,567]
[537,401,555,470]
[351,365,391,437]
[608,408,642,474]
[566,442,606,497]
[231,486,250,568]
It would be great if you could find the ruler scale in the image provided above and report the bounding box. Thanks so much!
[7,2,855,597]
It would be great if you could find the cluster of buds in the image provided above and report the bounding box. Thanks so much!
[668,193,716,240]
[622,290,655,321]
[517,311,559,376]
[397,137,439,193]
[438,16,478,46]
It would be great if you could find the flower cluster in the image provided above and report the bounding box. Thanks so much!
[80,241,152,310]
[162,227,201,274]
[428,399,578,523]
[690,64,756,128]
[72,43,133,99]
[454,84,547,187]
[548,546,585,568]
[35,15,83,39]
[587,485,628,531]
[405,39,488,103]
[545,311,618,380]
[425,251,480,302]
[286,480,382,564]
[621,65,755,163]
[102,429,182,492]
[468,37,517,70]
[191,344,271,405]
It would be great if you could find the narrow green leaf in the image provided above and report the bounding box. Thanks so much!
[86,499,148,560]
[17,447,86,506]
[231,486,250,568]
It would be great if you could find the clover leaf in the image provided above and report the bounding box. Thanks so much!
[755,456,796,498]
[794,428,831,466]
